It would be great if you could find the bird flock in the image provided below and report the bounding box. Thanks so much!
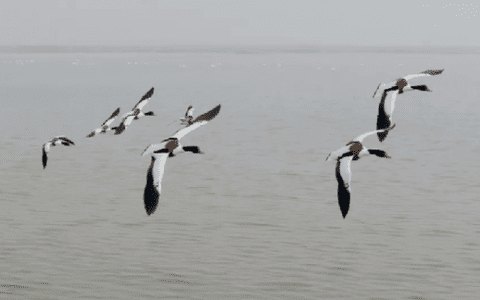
[43,69,443,218]
[326,69,444,218]
[42,87,221,216]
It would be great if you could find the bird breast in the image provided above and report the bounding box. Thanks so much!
[396,78,408,89]
[348,142,363,156]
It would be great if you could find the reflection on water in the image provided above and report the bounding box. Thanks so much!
[0,51,480,299]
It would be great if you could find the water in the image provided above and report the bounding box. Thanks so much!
[1,50,480,299]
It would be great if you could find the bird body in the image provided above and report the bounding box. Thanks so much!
[141,104,221,215]
[372,69,444,97]
[180,105,194,126]
[114,87,155,135]
[374,69,443,142]
[42,136,75,169]
[326,128,394,218]
[86,107,120,137]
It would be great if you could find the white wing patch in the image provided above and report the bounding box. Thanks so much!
[152,153,169,194]
[142,142,167,156]
[187,107,194,117]
[43,142,51,153]
[134,99,149,111]
[352,129,393,143]
[404,73,430,81]
[172,120,208,140]
[326,145,350,161]
[339,156,352,193]
[103,116,117,127]
[404,69,444,81]
[123,113,136,127]
[387,90,399,117]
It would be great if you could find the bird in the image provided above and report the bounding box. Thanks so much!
[326,127,395,218]
[141,104,221,216]
[42,136,75,169]
[113,87,155,135]
[86,107,120,137]
[374,69,443,142]
[180,105,194,126]
[372,69,444,97]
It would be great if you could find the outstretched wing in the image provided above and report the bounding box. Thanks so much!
[192,104,221,123]
[144,153,169,216]
[185,106,194,118]
[352,125,395,144]
[141,140,169,156]
[172,104,221,140]
[42,143,50,169]
[132,87,154,111]
[375,88,399,142]
[114,111,138,135]
[101,107,121,126]
[404,69,444,81]
[57,136,75,145]
[86,129,99,138]
[336,157,352,219]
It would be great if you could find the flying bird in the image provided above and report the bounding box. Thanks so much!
[180,105,194,126]
[372,69,444,97]
[42,136,75,169]
[374,69,443,142]
[86,107,120,137]
[326,127,395,218]
[113,87,155,135]
[141,104,221,216]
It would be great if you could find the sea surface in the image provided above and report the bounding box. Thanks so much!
[1,49,480,299]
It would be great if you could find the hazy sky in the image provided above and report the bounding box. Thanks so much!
[1,0,479,46]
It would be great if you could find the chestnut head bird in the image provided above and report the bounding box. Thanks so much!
[141,104,221,216]
[326,127,395,218]
[42,136,75,169]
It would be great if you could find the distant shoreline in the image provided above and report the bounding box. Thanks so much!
[1,45,480,54]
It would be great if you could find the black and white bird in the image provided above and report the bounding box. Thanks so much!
[326,127,395,219]
[86,107,120,137]
[180,105,194,126]
[372,69,444,97]
[113,87,155,135]
[373,69,444,142]
[42,136,75,169]
[141,104,221,216]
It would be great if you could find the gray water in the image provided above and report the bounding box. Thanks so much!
[1,51,480,299]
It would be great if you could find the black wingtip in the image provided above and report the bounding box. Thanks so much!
[144,157,160,216]
[377,123,396,142]
[141,87,155,101]
[42,149,47,169]
[377,131,388,142]
[335,159,351,219]
[193,104,221,123]
[421,69,444,76]
[339,201,349,219]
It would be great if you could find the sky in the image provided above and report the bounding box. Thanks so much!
[0,0,479,46]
